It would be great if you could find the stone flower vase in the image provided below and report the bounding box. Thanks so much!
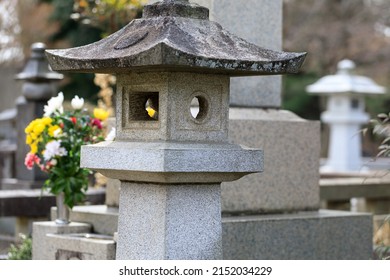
[55,193,70,225]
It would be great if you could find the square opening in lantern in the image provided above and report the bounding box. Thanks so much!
[125,91,159,122]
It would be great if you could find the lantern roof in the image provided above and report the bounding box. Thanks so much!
[45,0,306,76]
[16,42,63,82]
[307,59,386,96]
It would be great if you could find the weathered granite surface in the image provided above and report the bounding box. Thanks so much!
[81,140,263,184]
[116,182,222,260]
[222,109,320,214]
[114,72,230,143]
[222,210,373,260]
[46,1,305,76]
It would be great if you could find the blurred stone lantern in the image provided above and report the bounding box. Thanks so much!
[307,59,386,173]
[6,42,63,188]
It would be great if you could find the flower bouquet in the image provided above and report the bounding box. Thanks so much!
[24,92,109,208]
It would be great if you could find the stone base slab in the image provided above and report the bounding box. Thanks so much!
[32,221,91,260]
[222,210,373,260]
[47,233,116,260]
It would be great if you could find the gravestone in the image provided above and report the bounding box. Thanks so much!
[193,0,282,107]
[46,0,305,260]
[193,0,373,259]
[193,0,320,215]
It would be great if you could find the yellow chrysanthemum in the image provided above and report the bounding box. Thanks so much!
[41,117,53,126]
[26,135,33,145]
[25,120,36,134]
[33,123,45,135]
[93,108,109,121]
[30,142,38,154]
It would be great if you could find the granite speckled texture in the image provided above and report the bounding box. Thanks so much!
[114,72,230,142]
[116,182,222,260]
[222,210,373,260]
[32,221,91,260]
[81,141,263,184]
[222,109,320,214]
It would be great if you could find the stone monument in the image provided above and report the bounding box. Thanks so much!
[307,59,386,173]
[45,0,305,259]
[193,0,374,259]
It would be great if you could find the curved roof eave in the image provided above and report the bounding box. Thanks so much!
[46,16,306,76]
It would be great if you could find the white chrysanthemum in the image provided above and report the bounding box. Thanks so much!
[44,92,64,117]
[71,95,84,110]
[43,140,67,161]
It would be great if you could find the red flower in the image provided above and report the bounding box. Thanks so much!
[70,117,77,124]
[59,122,64,129]
[24,153,40,170]
[91,118,102,129]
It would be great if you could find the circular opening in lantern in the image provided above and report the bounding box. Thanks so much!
[190,95,209,123]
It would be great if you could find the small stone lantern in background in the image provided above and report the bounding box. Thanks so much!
[11,43,63,188]
[307,59,386,174]
[46,0,305,259]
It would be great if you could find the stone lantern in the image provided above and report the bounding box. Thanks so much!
[307,59,386,173]
[12,43,63,187]
[46,0,305,259]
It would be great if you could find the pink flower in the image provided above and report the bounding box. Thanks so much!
[24,153,40,170]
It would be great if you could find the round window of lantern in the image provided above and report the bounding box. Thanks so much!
[189,92,210,124]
